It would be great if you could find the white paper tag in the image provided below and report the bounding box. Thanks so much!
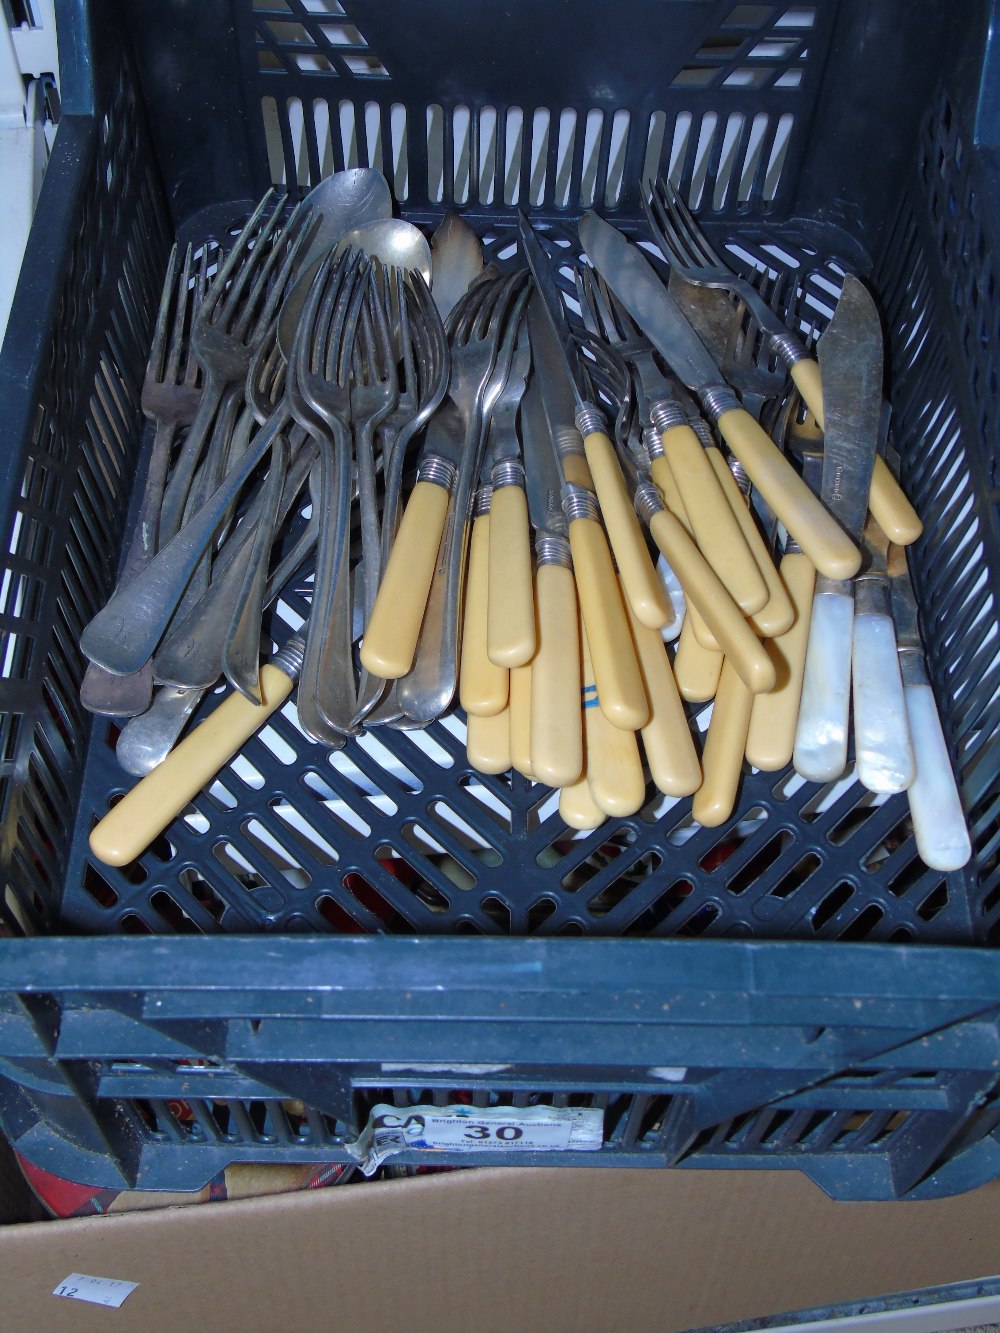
[53,1273,139,1308]
[350,1103,604,1176]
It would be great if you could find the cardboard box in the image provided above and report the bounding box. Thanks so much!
[3,1157,1000,1331]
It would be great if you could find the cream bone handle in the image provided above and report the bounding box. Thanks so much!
[565,487,650,732]
[579,606,646,818]
[653,413,767,616]
[650,455,720,652]
[529,558,583,787]
[745,551,815,771]
[711,400,860,580]
[459,507,509,717]
[580,419,674,631]
[623,585,701,798]
[692,658,754,828]
[487,463,536,668]
[360,464,454,680]
[789,358,923,545]
[90,658,299,868]
[466,704,512,775]
[635,485,775,695]
[673,618,723,703]
[705,449,795,639]
[508,661,534,779]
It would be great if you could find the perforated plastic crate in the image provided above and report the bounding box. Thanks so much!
[0,0,998,1197]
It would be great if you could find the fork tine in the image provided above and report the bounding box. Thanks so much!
[594,272,631,342]
[164,244,195,385]
[573,267,600,337]
[369,271,395,381]
[250,201,314,338]
[147,244,180,384]
[332,257,372,383]
[293,251,341,385]
[396,269,417,397]
[220,192,286,326]
[641,181,686,266]
[202,188,276,324]
[660,177,725,270]
[449,276,491,343]
[181,245,213,389]
[649,178,701,269]
[227,196,296,337]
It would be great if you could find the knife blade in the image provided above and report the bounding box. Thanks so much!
[578,210,860,581]
[887,545,971,870]
[526,294,649,733]
[816,275,883,544]
[518,213,669,635]
[522,369,564,540]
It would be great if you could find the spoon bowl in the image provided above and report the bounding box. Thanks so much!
[277,168,393,356]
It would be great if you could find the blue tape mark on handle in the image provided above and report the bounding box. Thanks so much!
[582,681,600,709]
[583,698,601,710]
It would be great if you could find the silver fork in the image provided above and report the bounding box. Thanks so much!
[80,242,207,717]
[351,269,400,629]
[397,270,532,725]
[378,269,449,569]
[157,190,294,545]
[360,271,451,729]
[80,207,312,682]
[287,249,370,744]
[643,177,815,393]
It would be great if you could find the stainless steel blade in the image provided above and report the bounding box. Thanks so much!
[888,545,921,650]
[418,396,465,469]
[517,213,589,406]
[521,370,563,534]
[527,295,580,441]
[816,274,884,544]
[578,211,723,395]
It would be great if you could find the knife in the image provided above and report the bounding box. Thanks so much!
[577,211,860,582]
[888,543,972,871]
[793,276,884,783]
[575,268,767,618]
[526,296,650,733]
[518,214,670,637]
[521,370,583,787]
[852,518,915,793]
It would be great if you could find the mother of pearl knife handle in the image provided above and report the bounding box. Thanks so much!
[793,581,854,783]
[903,680,972,871]
[852,580,915,794]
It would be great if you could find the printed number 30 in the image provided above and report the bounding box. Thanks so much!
[463,1124,524,1141]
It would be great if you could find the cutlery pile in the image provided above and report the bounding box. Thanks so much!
[86,173,971,875]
